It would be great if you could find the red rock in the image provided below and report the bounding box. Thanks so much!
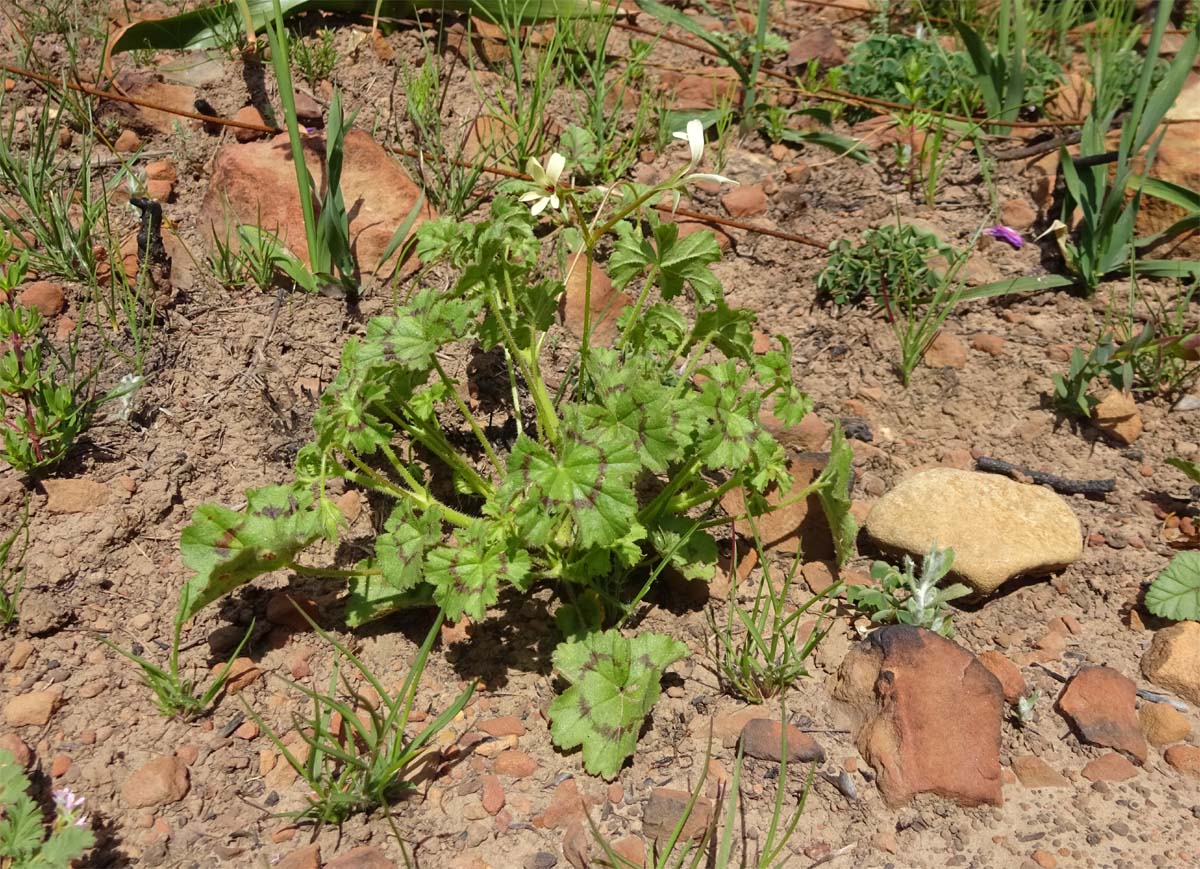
[970,334,1005,356]
[17,281,65,316]
[232,105,268,142]
[175,744,199,766]
[220,657,261,694]
[114,129,141,153]
[478,716,525,738]
[1164,744,1200,778]
[721,184,767,218]
[720,453,838,558]
[612,836,645,867]
[324,845,395,868]
[978,651,1027,705]
[1010,756,1070,789]
[999,199,1037,231]
[1056,666,1147,763]
[201,129,435,281]
[0,733,32,767]
[1141,620,1200,706]
[1081,752,1138,782]
[739,718,825,763]
[560,250,628,347]
[146,179,174,202]
[7,641,33,669]
[673,218,731,252]
[786,27,844,69]
[533,777,590,829]
[801,561,836,595]
[42,478,110,514]
[121,755,190,808]
[107,70,198,135]
[4,690,61,727]
[830,625,1004,807]
[265,592,320,631]
[762,409,830,452]
[481,773,505,814]
[50,753,72,777]
[1031,848,1058,868]
[275,844,320,869]
[923,331,968,369]
[642,788,712,847]
[144,161,177,183]
[668,69,742,111]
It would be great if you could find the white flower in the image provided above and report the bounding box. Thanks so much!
[672,119,735,186]
[520,153,566,216]
[673,119,706,168]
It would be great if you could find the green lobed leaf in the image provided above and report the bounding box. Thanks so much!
[548,629,688,779]
[427,521,531,621]
[1146,550,1200,621]
[376,502,444,593]
[608,221,723,304]
[178,485,325,622]
[650,517,718,582]
[500,431,642,550]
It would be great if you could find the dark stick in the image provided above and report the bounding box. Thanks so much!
[975,456,1116,496]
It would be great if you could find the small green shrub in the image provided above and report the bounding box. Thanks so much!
[846,543,970,637]
[0,751,94,867]
[1,504,29,626]
[816,223,953,309]
[837,30,1061,120]
[291,28,338,88]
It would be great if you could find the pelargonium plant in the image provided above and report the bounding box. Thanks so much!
[174,122,855,779]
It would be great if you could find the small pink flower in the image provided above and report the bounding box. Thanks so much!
[985,225,1024,250]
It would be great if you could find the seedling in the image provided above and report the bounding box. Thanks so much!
[846,543,971,638]
[104,615,255,721]
[244,609,473,825]
[1145,550,1200,621]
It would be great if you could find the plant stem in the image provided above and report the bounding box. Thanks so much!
[432,357,502,472]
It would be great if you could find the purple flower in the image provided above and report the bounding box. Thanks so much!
[985,225,1024,250]
[53,787,89,826]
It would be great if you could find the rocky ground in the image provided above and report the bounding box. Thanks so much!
[2,1,1200,868]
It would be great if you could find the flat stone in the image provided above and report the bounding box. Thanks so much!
[4,690,60,727]
[721,184,767,218]
[560,251,628,347]
[18,281,65,316]
[738,718,825,763]
[1139,701,1191,747]
[1164,744,1200,778]
[42,478,110,514]
[1081,752,1138,782]
[978,650,1027,705]
[786,27,845,69]
[1092,390,1143,445]
[1141,620,1200,705]
[863,468,1083,595]
[642,787,713,847]
[1010,755,1071,789]
[276,844,320,869]
[923,332,967,369]
[121,755,190,808]
[324,846,396,868]
[201,129,435,281]
[1057,667,1147,764]
[830,625,1004,807]
[720,453,841,558]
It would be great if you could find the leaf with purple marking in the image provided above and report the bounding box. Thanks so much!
[548,629,688,779]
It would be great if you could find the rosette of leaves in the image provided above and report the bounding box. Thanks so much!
[175,193,855,777]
